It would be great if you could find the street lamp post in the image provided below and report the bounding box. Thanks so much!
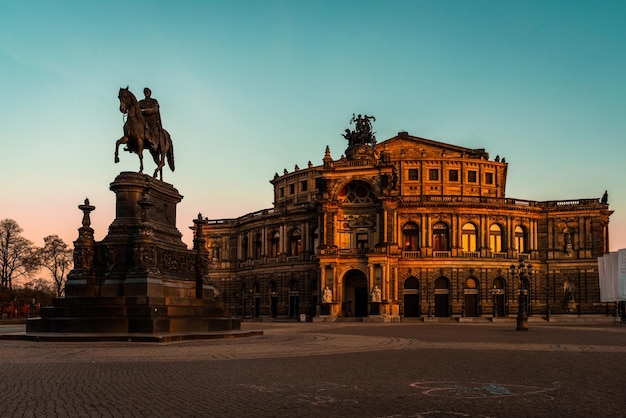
[510,256,531,331]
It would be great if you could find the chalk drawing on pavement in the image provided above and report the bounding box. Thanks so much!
[410,381,560,399]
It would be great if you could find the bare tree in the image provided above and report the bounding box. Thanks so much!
[0,219,39,289]
[38,235,73,297]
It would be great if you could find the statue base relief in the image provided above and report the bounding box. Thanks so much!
[26,172,243,338]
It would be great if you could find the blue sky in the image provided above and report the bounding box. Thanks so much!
[1,0,625,253]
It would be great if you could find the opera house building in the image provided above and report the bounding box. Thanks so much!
[198,125,612,321]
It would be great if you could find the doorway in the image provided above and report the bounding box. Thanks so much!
[492,277,506,317]
[464,277,479,317]
[403,277,420,317]
[343,269,368,317]
[434,276,450,317]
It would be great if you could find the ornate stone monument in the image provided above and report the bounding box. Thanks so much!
[341,113,377,160]
[26,88,241,337]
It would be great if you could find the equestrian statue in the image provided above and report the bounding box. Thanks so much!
[115,86,175,180]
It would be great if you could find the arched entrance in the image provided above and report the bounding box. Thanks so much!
[492,277,506,317]
[403,277,420,317]
[288,280,299,318]
[434,276,450,317]
[464,277,479,317]
[344,269,368,317]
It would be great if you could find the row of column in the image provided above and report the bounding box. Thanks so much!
[237,220,313,259]
[387,209,539,252]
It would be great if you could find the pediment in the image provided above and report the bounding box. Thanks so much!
[376,132,489,160]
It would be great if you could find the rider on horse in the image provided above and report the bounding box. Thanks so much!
[139,87,161,152]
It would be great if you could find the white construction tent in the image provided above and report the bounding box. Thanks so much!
[598,249,626,303]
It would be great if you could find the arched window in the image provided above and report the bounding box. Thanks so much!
[515,226,527,253]
[461,223,477,252]
[337,181,374,204]
[490,224,504,253]
[465,277,478,289]
[433,222,450,251]
[268,280,277,293]
[241,235,248,259]
[402,222,420,251]
[404,277,419,289]
[254,233,262,258]
[494,277,504,288]
[289,229,302,256]
[270,231,280,258]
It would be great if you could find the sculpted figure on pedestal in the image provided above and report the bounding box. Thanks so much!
[115,87,175,180]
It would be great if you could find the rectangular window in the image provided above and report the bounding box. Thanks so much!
[429,169,439,181]
[289,184,295,194]
[468,171,477,183]
[448,169,459,182]
[356,233,369,250]
[408,169,419,180]
[279,187,284,197]
[485,172,494,184]
[301,180,308,192]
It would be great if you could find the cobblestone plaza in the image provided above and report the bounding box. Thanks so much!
[1,321,625,417]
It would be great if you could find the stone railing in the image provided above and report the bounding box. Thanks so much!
[463,251,480,258]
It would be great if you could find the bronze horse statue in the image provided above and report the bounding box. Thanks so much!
[115,87,175,179]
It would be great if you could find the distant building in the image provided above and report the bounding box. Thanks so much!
[198,129,612,321]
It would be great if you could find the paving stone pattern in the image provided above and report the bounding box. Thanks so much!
[1,322,625,417]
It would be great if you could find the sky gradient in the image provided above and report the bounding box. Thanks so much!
[1,1,625,266]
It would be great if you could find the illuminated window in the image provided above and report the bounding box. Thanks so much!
[515,226,527,253]
[490,224,504,253]
[289,229,302,256]
[402,222,420,251]
[461,223,477,252]
[433,222,449,251]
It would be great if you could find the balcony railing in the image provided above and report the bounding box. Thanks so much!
[434,251,451,258]
[402,251,420,259]
[463,251,480,258]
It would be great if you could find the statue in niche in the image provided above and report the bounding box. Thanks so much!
[371,286,382,303]
[564,230,573,253]
[322,286,333,303]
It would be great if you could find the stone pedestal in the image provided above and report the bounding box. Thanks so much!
[27,172,240,335]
